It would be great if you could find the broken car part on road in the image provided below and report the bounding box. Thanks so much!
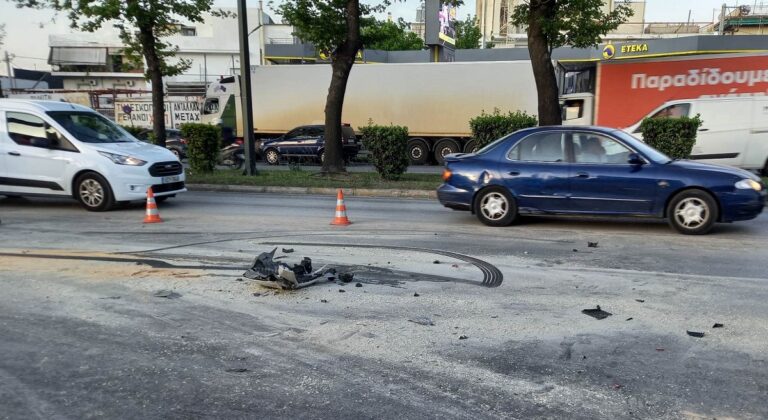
[243,248,340,290]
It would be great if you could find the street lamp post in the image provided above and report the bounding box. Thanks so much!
[237,0,258,175]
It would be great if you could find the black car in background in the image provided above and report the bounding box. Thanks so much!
[260,124,359,165]
[135,129,188,159]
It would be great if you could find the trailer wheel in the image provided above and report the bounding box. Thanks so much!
[408,139,429,165]
[463,140,479,154]
[434,138,460,165]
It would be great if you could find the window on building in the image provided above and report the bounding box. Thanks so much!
[181,26,197,36]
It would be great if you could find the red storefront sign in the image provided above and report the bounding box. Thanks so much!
[596,55,768,128]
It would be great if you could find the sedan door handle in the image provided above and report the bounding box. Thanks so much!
[508,171,520,176]
[8,151,20,156]
[575,172,589,178]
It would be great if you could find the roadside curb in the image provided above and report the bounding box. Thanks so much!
[187,183,437,199]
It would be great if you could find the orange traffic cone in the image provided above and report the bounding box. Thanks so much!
[143,187,163,224]
[330,189,352,226]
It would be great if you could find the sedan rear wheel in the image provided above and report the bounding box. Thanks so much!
[474,187,518,227]
[667,190,718,235]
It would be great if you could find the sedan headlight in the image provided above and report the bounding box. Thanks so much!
[99,151,147,166]
[735,179,763,191]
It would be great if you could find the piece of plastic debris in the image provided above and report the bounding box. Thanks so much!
[451,264,459,268]
[252,293,261,297]
[686,330,705,338]
[582,305,612,320]
[413,292,420,297]
[339,273,354,283]
[656,348,665,352]
[588,242,599,248]
[408,317,435,326]
[635,299,645,303]
[491,315,498,319]
[433,260,440,264]
[626,317,633,321]
[153,290,181,299]
[572,249,579,252]
[713,323,724,328]
[225,368,248,373]
[612,383,623,390]
[282,248,294,253]
[320,299,328,303]
[459,335,469,340]
[355,283,362,288]
[99,296,121,300]
[338,289,346,293]
[243,248,331,289]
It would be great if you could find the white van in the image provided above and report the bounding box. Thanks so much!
[0,100,186,211]
[625,97,768,175]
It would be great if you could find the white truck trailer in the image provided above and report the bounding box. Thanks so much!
[201,61,595,164]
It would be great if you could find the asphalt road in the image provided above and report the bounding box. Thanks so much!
[1,191,767,419]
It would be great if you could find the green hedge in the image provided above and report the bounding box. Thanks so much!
[638,115,703,159]
[360,125,409,180]
[469,109,538,150]
[180,123,221,174]
[120,125,144,138]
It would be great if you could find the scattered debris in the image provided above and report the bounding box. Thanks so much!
[582,305,612,320]
[408,317,435,326]
[451,264,459,268]
[459,335,469,340]
[686,330,705,338]
[612,383,623,390]
[355,283,363,288]
[99,296,121,300]
[655,348,665,352]
[225,368,249,373]
[626,317,633,321]
[713,323,724,328]
[339,289,346,293]
[236,278,243,282]
[282,248,294,253]
[243,248,332,290]
[588,242,599,248]
[413,292,420,297]
[320,299,328,303]
[572,249,579,252]
[319,321,328,325]
[635,299,645,303]
[582,355,587,360]
[252,292,261,297]
[153,289,181,299]
[491,315,498,319]
[339,273,354,283]
[433,260,441,264]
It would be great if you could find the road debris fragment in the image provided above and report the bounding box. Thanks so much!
[413,292,420,297]
[408,317,435,326]
[355,283,363,287]
[635,299,645,303]
[626,317,633,321]
[582,305,612,320]
[588,242,599,248]
[243,248,333,289]
[433,260,441,264]
[320,299,328,303]
[656,348,665,352]
[339,273,354,283]
[282,248,294,253]
[686,330,705,338]
[572,249,579,252]
[713,323,724,328]
[153,289,181,299]
[459,335,469,340]
[339,289,346,293]
[225,368,249,373]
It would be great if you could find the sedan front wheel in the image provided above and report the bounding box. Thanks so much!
[667,189,718,235]
[474,187,518,227]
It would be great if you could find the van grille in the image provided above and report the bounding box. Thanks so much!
[152,181,185,193]
[148,161,183,177]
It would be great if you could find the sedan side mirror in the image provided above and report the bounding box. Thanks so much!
[628,153,644,165]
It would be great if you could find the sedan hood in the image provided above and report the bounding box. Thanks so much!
[93,141,178,162]
[670,159,759,180]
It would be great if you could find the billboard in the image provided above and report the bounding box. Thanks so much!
[425,0,457,48]
[438,1,458,46]
[115,99,201,128]
[596,54,768,127]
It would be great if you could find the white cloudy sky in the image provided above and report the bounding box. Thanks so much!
[0,0,760,72]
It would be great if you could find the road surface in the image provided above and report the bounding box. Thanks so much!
[1,192,767,419]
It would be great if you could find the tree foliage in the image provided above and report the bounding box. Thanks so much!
[511,0,633,51]
[510,0,633,125]
[362,18,423,51]
[455,15,482,49]
[12,0,230,146]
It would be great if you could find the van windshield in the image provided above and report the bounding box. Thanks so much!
[47,111,136,143]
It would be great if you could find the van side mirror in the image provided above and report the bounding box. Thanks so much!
[628,153,644,165]
[30,137,51,148]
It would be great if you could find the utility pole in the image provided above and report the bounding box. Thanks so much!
[237,0,258,175]
[719,3,727,35]
[4,51,15,90]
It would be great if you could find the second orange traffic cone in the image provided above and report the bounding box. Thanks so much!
[143,187,163,224]
[330,189,352,226]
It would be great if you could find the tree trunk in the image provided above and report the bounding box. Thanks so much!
[136,21,167,148]
[527,1,562,126]
[322,0,362,174]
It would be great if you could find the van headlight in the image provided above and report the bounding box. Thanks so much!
[735,179,763,191]
[99,151,147,166]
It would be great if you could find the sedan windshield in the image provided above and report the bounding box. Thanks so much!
[47,111,136,144]
[611,130,673,164]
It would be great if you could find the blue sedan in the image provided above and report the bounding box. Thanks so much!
[437,126,766,234]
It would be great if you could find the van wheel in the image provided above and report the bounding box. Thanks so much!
[667,189,718,235]
[408,139,429,165]
[75,172,114,212]
[474,187,518,227]
[434,138,460,165]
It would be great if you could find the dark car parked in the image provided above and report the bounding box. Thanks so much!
[437,126,766,235]
[135,128,188,159]
[260,125,359,165]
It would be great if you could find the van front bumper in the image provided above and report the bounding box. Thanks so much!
[110,167,187,202]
